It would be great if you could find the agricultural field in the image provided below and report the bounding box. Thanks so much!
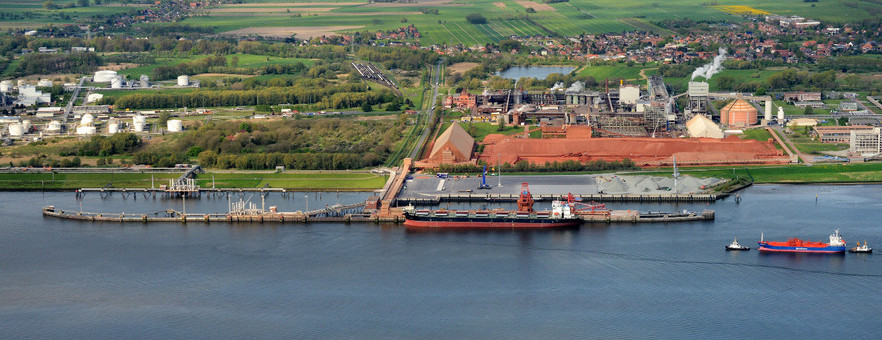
[176,0,882,45]
[0,0,142,28]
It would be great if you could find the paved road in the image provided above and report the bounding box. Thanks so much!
[769,125,813,165]
[398,174,599,199]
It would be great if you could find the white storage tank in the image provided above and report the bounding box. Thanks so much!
[46,120,62,133]
[133,115,146,132]
[81,114,94,125]
[21,120,31,132]
[8,123,24,136]
[177,75,189,86]
[110,77,123,89]
[37,79,53,87]
[93,70,118,83]
[76,125,96,135]
[86,93,104,104]
[108,119,119,134]
[0,80,13,92]
[167,119,183,132]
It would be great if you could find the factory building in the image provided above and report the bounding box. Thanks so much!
[850,128,882,157]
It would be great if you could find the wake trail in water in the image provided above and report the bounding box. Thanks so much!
[465,241,882,278]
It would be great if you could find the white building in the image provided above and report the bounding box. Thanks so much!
[15,85,51,106]
[850,128,882,157]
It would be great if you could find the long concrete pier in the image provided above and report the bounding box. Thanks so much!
[42,206,713,224]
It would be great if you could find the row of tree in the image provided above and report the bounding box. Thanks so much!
[102,84,395,110]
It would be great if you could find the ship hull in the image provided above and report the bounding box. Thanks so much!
[757,242,846,253]
[403,215,581,229]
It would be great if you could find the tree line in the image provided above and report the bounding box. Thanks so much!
[102,84,396,110]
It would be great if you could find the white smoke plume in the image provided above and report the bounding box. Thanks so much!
[691,47,727,81]
[565,81,584,93]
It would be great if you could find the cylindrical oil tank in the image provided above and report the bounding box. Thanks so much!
[76,125,96,135]
[21,120,31,132]
[108,120,119,134]
[133,115,146,132]
[110,77,122,89]
[177,75,189,86]
[8,123,24,136]
[167,119,183,132]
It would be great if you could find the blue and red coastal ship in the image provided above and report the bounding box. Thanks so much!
[757,229,846,253]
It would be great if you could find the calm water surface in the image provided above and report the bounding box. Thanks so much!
[1,185,881,338]
[496,66,576,80]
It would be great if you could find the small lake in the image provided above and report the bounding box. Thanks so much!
[496,66,576,80]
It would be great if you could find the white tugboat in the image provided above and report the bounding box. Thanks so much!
[725,237,750,251]
[849,241,873,253]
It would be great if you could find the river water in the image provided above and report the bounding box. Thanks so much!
[2,185,881,338]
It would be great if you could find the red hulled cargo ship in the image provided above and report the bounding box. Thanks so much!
[402,183,581,229]
[757,230,847,253]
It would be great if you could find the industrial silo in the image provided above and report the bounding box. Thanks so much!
[133,115,146,132]
[167,119,183,132]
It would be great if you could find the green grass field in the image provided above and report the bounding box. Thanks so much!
[642,162,882,183]
[578,65,653,81]
[0,172,179,190]
[197,172,387,190]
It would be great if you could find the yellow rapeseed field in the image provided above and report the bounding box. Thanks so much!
[714,5,771,16]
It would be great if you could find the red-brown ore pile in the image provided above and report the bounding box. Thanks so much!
[479,135,788,167]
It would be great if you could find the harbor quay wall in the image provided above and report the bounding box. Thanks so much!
[395,193,720,205]
[42,207,713,224]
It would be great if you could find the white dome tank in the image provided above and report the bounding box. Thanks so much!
[167,119,183,132]
[76,125,96,135]
[177,75,189,86]
[46,120,62,133]
[8,123,24,136]
[133,115,146,132]
[81,114,94,125]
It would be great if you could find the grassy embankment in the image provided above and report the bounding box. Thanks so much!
[642,162,882,184]
[0,171,388,191]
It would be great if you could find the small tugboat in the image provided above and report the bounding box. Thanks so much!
[849,241,873,253]
[725,238,750,251]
